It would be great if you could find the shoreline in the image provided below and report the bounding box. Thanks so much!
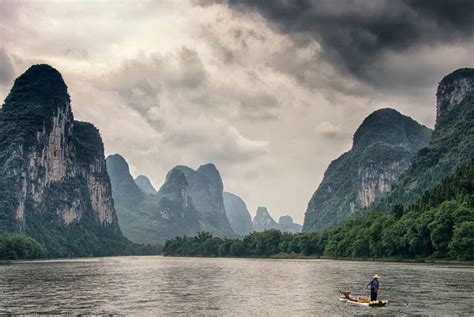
[268,254,474,265]
[161,253,474,265]
[2,254,473,266]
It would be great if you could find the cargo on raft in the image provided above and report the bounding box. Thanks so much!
[339,292,388,307]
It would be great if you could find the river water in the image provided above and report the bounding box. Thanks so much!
[0,256,472,315]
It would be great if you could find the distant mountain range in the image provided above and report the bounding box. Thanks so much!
[252,206,302,233]
[107,156,303,242]
[173,164,236,237]
[107,154,201,244]
[1,64,470,259]
[162,67,474,261]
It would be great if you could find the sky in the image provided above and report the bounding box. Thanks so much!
[1,0,473,223]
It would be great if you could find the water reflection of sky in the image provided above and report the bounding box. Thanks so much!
[1,257,473,315]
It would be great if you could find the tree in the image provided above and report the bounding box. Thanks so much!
[229,240,245,256]
[429,202,456,257]
[448,221,474,259]
[0,234,44,260]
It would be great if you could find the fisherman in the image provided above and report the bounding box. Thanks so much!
[366,274,380,302]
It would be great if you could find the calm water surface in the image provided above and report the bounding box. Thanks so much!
[0,256,473,315]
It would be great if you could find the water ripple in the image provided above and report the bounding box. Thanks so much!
[0,257,472,315]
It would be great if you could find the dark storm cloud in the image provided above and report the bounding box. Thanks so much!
[198,0,474,85]
[97,45,280,130]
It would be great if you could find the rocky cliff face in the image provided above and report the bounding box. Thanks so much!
[135,175,157,195]
[278,215,302,233]
[436,68,474,125]
[303,108,432,232]
[253,207,279,231]
[223,192,254,235]
[174,164,236,237]
[354,160,409,210]
[107,154,200,244]
[0,64,127,257]
[378,68,474,209]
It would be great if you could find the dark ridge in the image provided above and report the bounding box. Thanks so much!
[439,67,474,86]
[0,64,73,149]
[352,108,431,150]
[3,64,70,109]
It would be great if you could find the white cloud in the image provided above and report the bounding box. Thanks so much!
[317,121,344,139]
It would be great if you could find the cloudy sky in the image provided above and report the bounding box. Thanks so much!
[1,0,473,223]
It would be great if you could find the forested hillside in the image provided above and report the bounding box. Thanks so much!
[377,68,474,210]
[303,108,431,232]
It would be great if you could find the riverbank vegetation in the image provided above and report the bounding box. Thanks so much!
[0,233,162,260]
[0,234,45,260]
[163,160,474,260]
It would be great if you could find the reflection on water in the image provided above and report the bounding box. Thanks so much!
[1,256,473,315]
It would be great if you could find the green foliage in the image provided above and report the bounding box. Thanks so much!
[0,65,70,149]
[352,108,432,150]
[0,234,45,260]
[449,221,474,260]
[378,88,474,211]
[131,243,163,256]
[439,68,474,88]
[0,178,19,234]
[73,121,105,165]
[164,160,474,260]
[0,231,160,259]
[3,64,69,109]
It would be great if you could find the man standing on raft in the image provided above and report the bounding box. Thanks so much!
[367,274,381,302]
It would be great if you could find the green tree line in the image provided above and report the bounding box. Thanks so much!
[163,160,474,260]
[0,231,162,260]
[0,234,45,260]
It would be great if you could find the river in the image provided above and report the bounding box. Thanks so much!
[1,256,472,315]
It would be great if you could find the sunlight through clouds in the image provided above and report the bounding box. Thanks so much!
[1,0,473,222]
